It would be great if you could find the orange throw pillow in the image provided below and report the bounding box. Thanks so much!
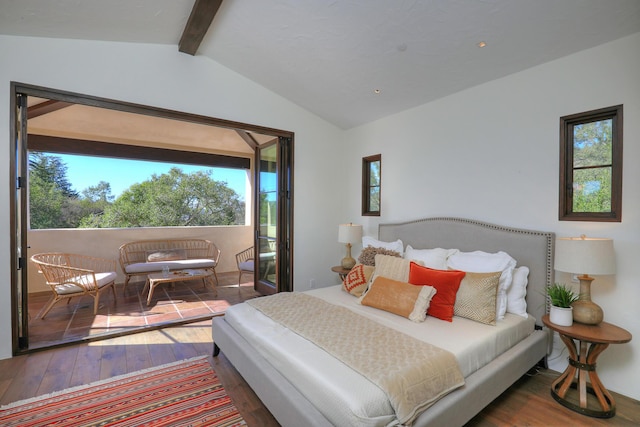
[408,262,466,322]
[360,276,436,322]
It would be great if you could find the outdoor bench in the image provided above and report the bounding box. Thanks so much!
[118,238,220,290]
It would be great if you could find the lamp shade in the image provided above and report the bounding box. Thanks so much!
[554,236,615,275]
[338,223,363,244]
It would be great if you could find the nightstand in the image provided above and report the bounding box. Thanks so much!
[542,315,632,418]
[331,265,351,280]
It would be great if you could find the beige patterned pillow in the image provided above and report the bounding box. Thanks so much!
[373,254,415,282]
[342,264,375,296]
[454,271,501,325]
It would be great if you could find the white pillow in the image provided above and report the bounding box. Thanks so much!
[404,245,459,270]
[362,236,404,255]
[506,266,529,318]
[446,250,517,320]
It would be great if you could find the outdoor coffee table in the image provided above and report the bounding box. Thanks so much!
[143,269,214,306]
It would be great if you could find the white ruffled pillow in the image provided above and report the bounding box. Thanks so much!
[506,266,529,318]
[446,250,517,320]
[362,236,404,255]
[404,245,459,270]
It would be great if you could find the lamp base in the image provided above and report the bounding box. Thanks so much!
[572,300,603,325]
[341,256,356,269]
[341,243,356,269]
[572,275,603,325]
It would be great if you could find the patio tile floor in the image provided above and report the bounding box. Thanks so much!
[27,271,260,350]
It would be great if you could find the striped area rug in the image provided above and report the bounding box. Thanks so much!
[0,356,246,427]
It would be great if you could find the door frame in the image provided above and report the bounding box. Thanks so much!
[254,136,293,295]
[10,82,294,354]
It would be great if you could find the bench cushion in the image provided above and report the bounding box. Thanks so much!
[125,259,216,274]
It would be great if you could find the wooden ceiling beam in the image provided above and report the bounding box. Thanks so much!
[28,100,73,119]
[235,130,258,150]
[28,134,250,170]
[179,0,224,55]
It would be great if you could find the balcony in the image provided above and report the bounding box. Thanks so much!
[26,225,256,350]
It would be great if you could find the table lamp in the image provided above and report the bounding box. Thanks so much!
[554,236,615,325]
[338,223,362,269]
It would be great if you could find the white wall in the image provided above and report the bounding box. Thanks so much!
[0,35,345,358]
[344,33,640,401]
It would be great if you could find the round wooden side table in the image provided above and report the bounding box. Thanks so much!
[542,315,632,418]
[331,265,351,280]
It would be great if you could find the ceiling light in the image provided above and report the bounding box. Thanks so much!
[374,89,381,94]
[477,41,487,48]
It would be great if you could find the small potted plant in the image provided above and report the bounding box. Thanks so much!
[546,283,579,326]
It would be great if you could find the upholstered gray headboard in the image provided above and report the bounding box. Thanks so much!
[379,217,554,326]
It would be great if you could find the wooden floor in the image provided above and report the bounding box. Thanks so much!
[2,318,638,426]
[466,369,640,427]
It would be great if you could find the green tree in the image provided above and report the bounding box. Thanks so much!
[29,154,243,229]
[88,168,244,228]
[76,181,115,228]
[29,152,78,198]
[29,152,78,229]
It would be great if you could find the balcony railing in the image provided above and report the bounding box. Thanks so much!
[27,225,253,294]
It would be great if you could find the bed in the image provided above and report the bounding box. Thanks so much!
[212,217,554,426]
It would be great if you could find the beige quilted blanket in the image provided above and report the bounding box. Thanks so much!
[248,292,464,425]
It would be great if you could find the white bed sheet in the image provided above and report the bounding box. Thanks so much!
[223,285,535,427]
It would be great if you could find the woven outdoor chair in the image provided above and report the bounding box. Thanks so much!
[31,253,118,318]
[235,246,254,284]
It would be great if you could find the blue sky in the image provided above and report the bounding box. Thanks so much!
[56,153,248,200]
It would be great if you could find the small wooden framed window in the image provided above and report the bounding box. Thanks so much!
[559,105,622,222]
[362,154,381,216]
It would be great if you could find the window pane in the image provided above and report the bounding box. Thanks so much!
[259,144,278,238]
[573,119,612,167]
[259,193,277,237]
[259,145,277,193]
[369,160,380,186]
[258,237,276,282]
[369,187,380,212]
[362,154,381,216]
[572,167,612,213]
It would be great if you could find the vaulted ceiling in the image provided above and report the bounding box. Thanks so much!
[2,0,639,129]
